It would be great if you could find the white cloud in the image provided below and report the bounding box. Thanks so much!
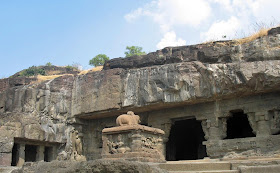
[124,8,144,22]
[125,0,212,32]
[201,0,280,42]
[156,0,212,28]
[210,0,233,12]
[125,0,211,49]
[125,0,280,48]
[156,31,186,49]
[200,16,241,41]
[251,0,280,23]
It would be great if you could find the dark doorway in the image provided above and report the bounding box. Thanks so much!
[225,110,256,139]
[25,145,37,162]
[44,147,52,162]
[11,143,19,166]
[166,118,207,161]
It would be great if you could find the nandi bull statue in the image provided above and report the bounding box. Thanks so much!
[116,111,140,126]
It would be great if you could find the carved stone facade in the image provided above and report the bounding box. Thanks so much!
[101,112,165,162]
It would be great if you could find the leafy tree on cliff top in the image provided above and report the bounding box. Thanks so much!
[89,54,109,67]
[124,46,146,57]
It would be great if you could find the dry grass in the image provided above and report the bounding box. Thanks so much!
[45,70,61,75]
[234,28,269,45]
[23,66,103,84]
[32,74,63,84]
[79,66,103,75]
[202,28,270,46]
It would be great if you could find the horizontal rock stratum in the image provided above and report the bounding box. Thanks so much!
[1,27,279,119]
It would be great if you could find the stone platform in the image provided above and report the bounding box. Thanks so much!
[102,124,165,163]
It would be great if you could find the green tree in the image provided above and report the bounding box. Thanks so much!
[46,62,52,66]
[89,54,109,67]
[124,46,146,57]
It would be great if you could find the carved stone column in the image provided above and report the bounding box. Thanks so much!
[201,118,227,141]
[36,145,45,161]
[247,111,271,137]
[269,110,280,134]
[247,112,257,135]
[49,146,57,161]
[17,144,25,167]
[131,131,142,152]
[160,121,172,158]
[255,111,271,137]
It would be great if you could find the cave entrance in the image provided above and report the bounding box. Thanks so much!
[166,118,207,161]
[25,145,37,162]
[11,143,19,166]
[44,147,52,162]
[225,110,256,139]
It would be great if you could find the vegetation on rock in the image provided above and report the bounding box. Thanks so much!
[89,54,109,67]
[124,46,146,57]
[19,66,46,77]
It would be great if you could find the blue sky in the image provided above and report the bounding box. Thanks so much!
[1,0,279,78]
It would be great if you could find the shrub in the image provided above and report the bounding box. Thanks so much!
[19,66,46,77]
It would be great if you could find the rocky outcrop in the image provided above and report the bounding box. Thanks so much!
[74,57,280,119]
[0,66,80,93]
[104,27,280,70]
[12,160,166,173]
[0,77,37,93]
[73,27,280,118]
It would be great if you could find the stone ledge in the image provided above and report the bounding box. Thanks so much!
[102,152,165,163]
[102,125,165,135]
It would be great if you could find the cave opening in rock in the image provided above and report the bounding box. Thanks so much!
[225,110,256,139]
[11,143,19,166]
[44,147,52,162]
[166,118,207,161]
[25,145,37,162]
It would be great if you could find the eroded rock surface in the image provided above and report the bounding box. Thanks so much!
[12,160,166,173]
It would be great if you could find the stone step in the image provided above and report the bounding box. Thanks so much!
[168,171,239,173]
[159,162,232,171]
[0,166,19,173]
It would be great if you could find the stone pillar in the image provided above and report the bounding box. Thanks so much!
[201,118,227,141]
[50,146,57,161]
[131,132,142,152]
[36,146,45,161]
[255,111,271,137]
[247,111,272,137]
[160,122,172,158]
[247,112,257,135]
[17,144,25,167]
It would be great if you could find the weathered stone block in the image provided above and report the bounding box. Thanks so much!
[0,153,11,166]
[204,135,280,158]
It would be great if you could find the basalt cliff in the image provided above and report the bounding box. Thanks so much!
[1,27,280,172]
